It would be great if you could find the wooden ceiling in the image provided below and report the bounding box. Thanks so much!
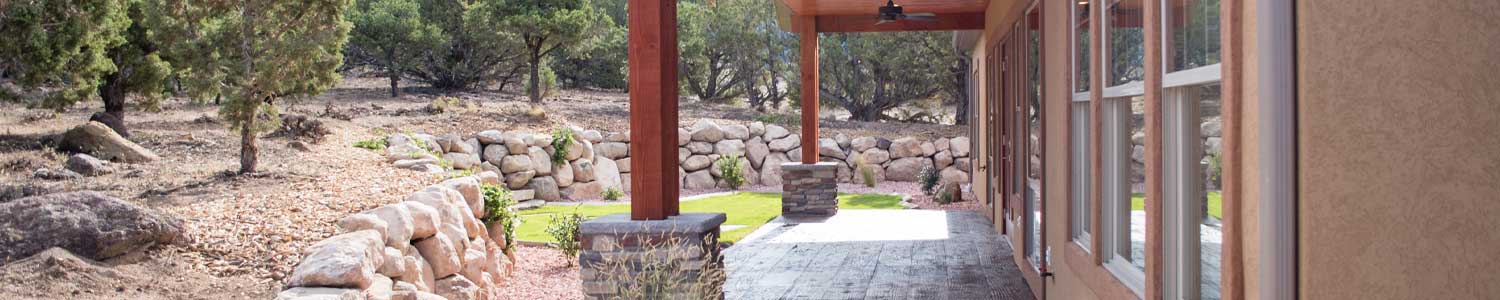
[780,0,990,16]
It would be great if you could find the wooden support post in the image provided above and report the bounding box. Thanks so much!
[799,15,819,164]
[627,0,679,220]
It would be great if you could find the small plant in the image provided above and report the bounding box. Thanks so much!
[918,164,940,195]
[353,137,387,150]
[754,113,797,126]
[550,127,576,165]
[447,169,475,179]
[481,183,520,255]
[601,187,624,200]
[715,154,746,190]
[852,155,877,188]
[936,183,958,204]
[1207,150,1223,182]
[427,96,468,113]
[589,233,726,298]
[545,210,584,266]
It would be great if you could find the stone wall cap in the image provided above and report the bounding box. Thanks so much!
[579,213,727,235]
[779,162,839,171]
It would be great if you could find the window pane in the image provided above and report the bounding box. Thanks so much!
[1107,0,1145,86]
[1071,102,1092,241]
[1196,84,1223,299]
[1026,8,1043,265]
[1167,0,1221,72]
[1075,1,1092,93]
[1126,96,1146,272]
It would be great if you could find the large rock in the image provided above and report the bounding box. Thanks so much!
[475,130,505,145]
[714,139,746,157]
[378,247,406,278]
[682,170,715,190]
[851,137,878,152]
[580,130,604,143]
[950,137,971,157]
[682,155,712,171]
[441,177,484,218]
[370,205,415,248]
[460,248,486,285]
[481,144,508,163]
[65,154,112,176]
[401,202,441,239]
[337,214,389,245]
[768,134,799,152]
[436,134,464,153]
[527,177,561,201]
[605,132,630,143]
[593,156,623,191]
[571,159,596,182]
[554,160,574,188]
[689,120,724,142]
[617,157,631,173]
[56,122,160,163]
[276,287,362,300]
[0,191,183,261]
[527,147,552,176]
[834,133,852,149]
[562,181,605,200]
[763,124,790,140]
[504,170,536,190]
[935,138,951,152]
[934,150,954,170]
[939,167,971,187]
[596,142,629,160]
[1202,120,1223,138]
[884,157,933,182]
[920,141,937,157]
[684,141,714,155]
[502,135,529,154]
[442,152,481,170]
[861,149,891,165]
[758,153,790,185]
[499,155,533,173]
[288,230,384,289]
[748,122,766,137]
[955,158,972,172]
[745,138,770,169]
[415,226,463,278]
[721,124,750,140]
[524,134,553,148]
[434,275,481,300]
[678,128,691,146]
[888,138,924,159]
[818,138,846,160]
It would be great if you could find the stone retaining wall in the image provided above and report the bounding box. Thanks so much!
[277,172,513,300]
[384,120,973,202]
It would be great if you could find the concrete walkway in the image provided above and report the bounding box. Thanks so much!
[724,210,1034,300]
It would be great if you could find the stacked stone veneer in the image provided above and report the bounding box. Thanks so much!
[385,119,974,201]
[578,213,726,300]
[277,172,514,300]
[780,162,840,216]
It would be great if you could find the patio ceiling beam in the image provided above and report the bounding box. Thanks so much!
[799,14,820,164]
[627,0,680,220]
[814,12,986,33]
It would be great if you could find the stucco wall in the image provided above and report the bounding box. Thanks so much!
[1296,1,1500,299]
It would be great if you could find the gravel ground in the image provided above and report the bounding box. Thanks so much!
[491,246,583,300]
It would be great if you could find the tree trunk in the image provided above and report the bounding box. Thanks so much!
[389,72,401,97]
[96,74,131,137]
[387,50,400,97]
[528,54,542,104]
[238,111,259,174]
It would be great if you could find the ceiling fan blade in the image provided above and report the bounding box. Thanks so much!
[902,13,938,22]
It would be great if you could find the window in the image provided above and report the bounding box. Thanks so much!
[1101,0,1147,295]
[1023,5,1043,267]
[1070,0,1093,249]
[1162,0,1223,299]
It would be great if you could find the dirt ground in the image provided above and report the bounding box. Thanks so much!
[0,77,966,300]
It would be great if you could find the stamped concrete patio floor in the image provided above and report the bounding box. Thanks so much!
[724,210,1034,300]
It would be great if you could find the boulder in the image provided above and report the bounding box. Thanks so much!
[403,251,436,292]
[554,160,575,187]
[620,173,633,192]
[434,275,481,300]
[685,141,714,155]
[721,124,750,140]
[876,138,893,150]
[441,177,484,218]
[593,156,623,191]
[596,142,629,160]
[405,188,463,229]
[689,120,724,142]
[920,141,937,157]
[818,138,846,160]
[510,189,536,202]
[502,135,529,154]
[288,230,384,289]
[678,128,691,146]
[748,122,766,137]
[939,167,971,187]
[477,171,502,186]
[562,181,605,200]
[617,157,631,173]
[456,138,480,154]
[834,133,852,149]
[527,177,561,201]
[442,152,481,170]
[683,170,715,190]
[581,130,604,143]
[768,134,800,152]
[714,139,746,157]
[0,191,183,261]
[763,124,790,140]
[475,130,505,145]
[56,122,160,163]
[955,158,972,172]
[563,139,589,161]
[852,137,878,152]
[888,138,924,158]
[393,157,440,170]
[605,132,630,143]
[861,149,891,165]
[935,138,951,152]
[460,248,486,285]
[436,134,464,153]
[527,147,552,176]
[415,228,462,278]
[950,137,971,157]
[571,159,596,182]
[934,150,954,170]
[401,202,441,239]
[758,153,790,185]
[787,147,802,163]
[1202,120,1223,138]
[505,170,536,190]
[682,155,712,171]
[884,157,934,182]
[745,138,769,169]
[524,134,553,148]
[481,144,508,163]
[64,154,112,176]
[499,155,533,173]
[338,214,389,244]
[276,287,362,300]
[33,168,82,180]
[1206,137,1223,155]
[370,205,415,248]
[378,247,406,277]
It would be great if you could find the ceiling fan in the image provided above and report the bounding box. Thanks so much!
[876,0,938,24]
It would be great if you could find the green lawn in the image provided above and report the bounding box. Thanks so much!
[515,192,904,244]
[1130,191,1223,219]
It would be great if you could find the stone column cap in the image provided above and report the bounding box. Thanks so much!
[780,162,840,171]
[580,213,727,235]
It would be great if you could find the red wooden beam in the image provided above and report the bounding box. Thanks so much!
[627,0,680,220]
[799,15,820,164]
[814,12,984,33]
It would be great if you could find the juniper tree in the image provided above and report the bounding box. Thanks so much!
[347,0,444,97]
[476,0,604,110]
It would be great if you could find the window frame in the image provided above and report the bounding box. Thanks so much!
[1069,0,1095,252]
[1160,0,1226,299]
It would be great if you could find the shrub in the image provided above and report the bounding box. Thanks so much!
[550,127,576,165]
[716,154,746,190]
[545,210,584,266]
[426,96,468,113]
[481,183,520,255]
[601,187,624,200]
[1207,150,1223,182]
[852,155,877,188]
[353,137,387,150]
[918,164,940,195]
[587,234,726,298]
[754,113,797,126]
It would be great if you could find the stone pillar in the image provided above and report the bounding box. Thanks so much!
[780,162,840,216]
[578,213,726,300]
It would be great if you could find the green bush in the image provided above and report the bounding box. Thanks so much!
[545,210,584,266]
[481,183,520,255]
[852,155,877,188]
[427,96,469,113]
[1207,151,1223,182]
[716,154,746,190]
[550,127,576,165]
[918,164,940,195]
[754,113,797,126]
[353,137,387,150]
[601,187,624,200]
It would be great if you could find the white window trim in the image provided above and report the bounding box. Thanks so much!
[1100,96,1145,297]
[1163,85,1208,300]
[1070,102,1093,250]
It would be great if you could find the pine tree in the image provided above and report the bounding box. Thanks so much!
[347,0,444,97]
